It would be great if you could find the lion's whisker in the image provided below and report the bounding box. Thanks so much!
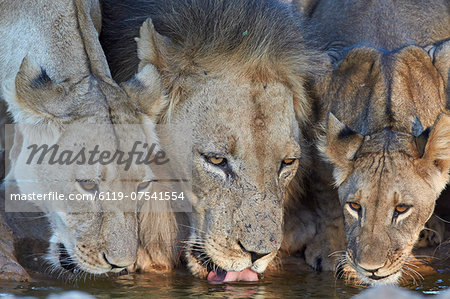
[328,250,346,258]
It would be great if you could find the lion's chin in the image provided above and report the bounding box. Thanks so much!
[207,267,258,283]
[358,271,402,286]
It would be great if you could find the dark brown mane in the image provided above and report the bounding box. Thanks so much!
[100,0,321,83]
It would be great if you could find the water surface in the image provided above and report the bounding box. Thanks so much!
[1,266,449,298]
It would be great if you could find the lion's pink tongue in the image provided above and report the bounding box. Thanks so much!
[207,268,258,283]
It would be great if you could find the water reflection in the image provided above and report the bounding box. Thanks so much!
[0,267,449,298]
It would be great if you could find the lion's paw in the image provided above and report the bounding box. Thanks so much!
[304,237,335,272]
[304,221,346,272]
[416,215,445,248]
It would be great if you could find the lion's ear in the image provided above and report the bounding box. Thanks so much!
[121,18,173,122]
[417,113,450,191]
[320,112,364,185]
[8,56,73,123]
[135,18,172,70]
[3,56,81,144]
[121,64,168,121]
[427,39,450,104]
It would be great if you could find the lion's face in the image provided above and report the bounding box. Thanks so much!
[339,152,438,284]
[168,71,302,281]
[319,42,450,285]
[325,117,450,285]
[128,11,317,279]
[9,119,146,277]
[5,57,160,276]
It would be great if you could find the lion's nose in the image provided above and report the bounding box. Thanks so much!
[238,241,271,263]
[103,252,134,269]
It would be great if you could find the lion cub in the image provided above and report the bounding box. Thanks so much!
[303,0,450,285]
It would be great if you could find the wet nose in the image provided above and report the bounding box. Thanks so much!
[238,241,271,263]
[103,252,135,269]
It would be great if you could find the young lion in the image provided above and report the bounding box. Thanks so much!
[299,0,450,285]
[100,0,322,281]
[0,0,162,279]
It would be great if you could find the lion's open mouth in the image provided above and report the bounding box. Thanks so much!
[207,267,258,283]
[58,243,80,273]
[192,246,259,283]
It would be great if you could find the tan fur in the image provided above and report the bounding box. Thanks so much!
[281,0,450,282]
[315,43,450,285]
[0,0,163,279]
[99,0,323,278]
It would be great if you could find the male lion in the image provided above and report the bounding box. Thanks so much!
[0,0,162,279]
[100,0,321,281]
[295,0,450,285]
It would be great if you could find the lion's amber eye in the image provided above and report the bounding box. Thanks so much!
[138,181,151,191]
[348,202,361,212]
[78,180,97,192]
[394,205,410,216]
[282,159,296,166]
[207,156,226,166]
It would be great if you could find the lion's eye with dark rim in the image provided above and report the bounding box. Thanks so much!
[77,180,98,192]
[138,181,151,191]
[348,202,361,212]
[394,205,410,217]
[204,155,228,167]
[282,159,296,166]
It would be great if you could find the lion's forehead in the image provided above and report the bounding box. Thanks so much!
[342,158,435,206]
[355,158,415,180]
[186,76,299,151]
[330,45,445,136]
